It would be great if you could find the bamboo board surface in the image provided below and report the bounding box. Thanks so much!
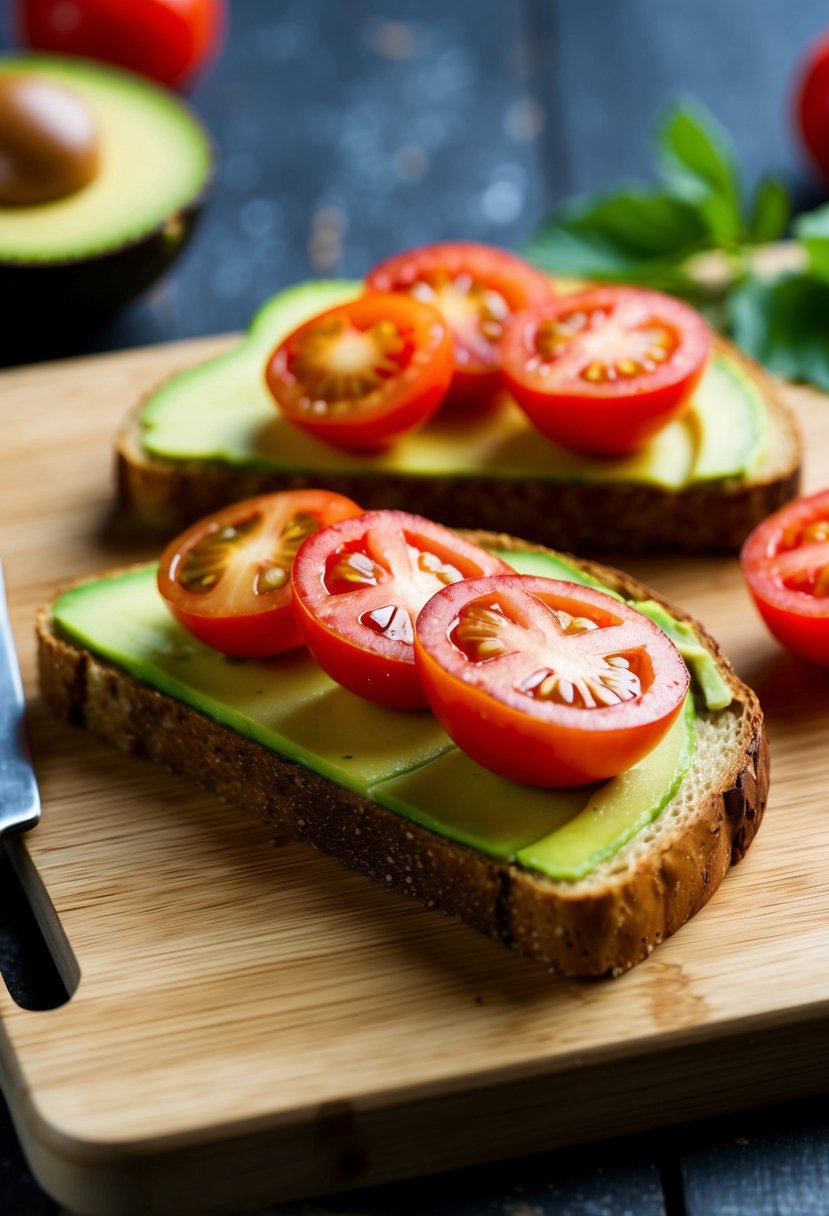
[3,337,829,1216]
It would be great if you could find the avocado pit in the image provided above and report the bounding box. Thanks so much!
[0,72,99,206]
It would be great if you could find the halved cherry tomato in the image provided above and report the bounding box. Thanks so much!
[741,489,829,664]
[265,294,453,451]
[500,287,711,455]
[414,576,689,787]
[365,242,557,413]
[291,510,511,708]
[158,490,362,658]
[15,0,227,90]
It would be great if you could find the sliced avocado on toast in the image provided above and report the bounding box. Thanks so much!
[47,548,725,881]
[39,537,767,975]
[119,280,801,552]
[137,281,765,485]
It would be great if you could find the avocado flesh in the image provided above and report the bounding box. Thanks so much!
[515,696,696,880]
[690,354,768,480]
[141,281,362,463]
[139,281,766,488]
[0,56,211,261]
[631,600,732,711]
[52,551,708,879]
[52,567,452,794]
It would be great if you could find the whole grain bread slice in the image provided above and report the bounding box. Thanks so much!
[116,339,800,554]
[36,533,768,977]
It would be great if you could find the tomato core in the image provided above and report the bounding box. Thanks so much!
[280,318,409,413]
[451,599,646,710]
[158,490,362,658]
[172,508,317,598]
[532,305,678,387]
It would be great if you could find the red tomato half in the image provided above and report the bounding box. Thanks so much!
[291,511,512,708]
[16,0,227,90]
[365,242,557,412]
[500,287,711,455]
[265,294,453,451]
[741,489,829,664]
[415,576,689,786]
[795,33,829,183]
[158,490,362,658]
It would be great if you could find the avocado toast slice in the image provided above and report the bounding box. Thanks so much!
[117,279,800,552]
[37,533,766,976]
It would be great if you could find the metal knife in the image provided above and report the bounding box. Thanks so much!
[0,563,40,839]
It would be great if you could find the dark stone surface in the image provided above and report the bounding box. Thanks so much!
[680,1099,829,1216]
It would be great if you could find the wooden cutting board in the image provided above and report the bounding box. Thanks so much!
[3,337,829,1216]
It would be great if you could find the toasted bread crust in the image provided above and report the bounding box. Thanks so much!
[36,533,768,976]
[115,339,801,554]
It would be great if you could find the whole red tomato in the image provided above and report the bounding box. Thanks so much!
[795,32,829,183]
[15,0,227,90]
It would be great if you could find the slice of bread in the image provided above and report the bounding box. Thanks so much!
[116,338,801,554]
[36,533,768,977]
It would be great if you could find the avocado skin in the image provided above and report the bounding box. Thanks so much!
[0,191,207,349]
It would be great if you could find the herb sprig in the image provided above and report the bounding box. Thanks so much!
[524,101,829,391]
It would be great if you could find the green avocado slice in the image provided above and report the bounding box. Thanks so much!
[515,696,696,880]
[689,354,768,481]
[371,750,595,860]
[140,281,362,464]
[137,281,766,489]
[52,567,452,793]
[51,552,707,880]
[0,56,211,262]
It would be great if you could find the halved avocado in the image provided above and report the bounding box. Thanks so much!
[0,54,212,332]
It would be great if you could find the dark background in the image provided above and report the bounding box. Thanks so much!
[2,0,827,357]
[3,1,829,1213]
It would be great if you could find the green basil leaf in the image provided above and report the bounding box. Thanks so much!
[793,204,829,283]
[747,176,791,244]
[727,271,829,390]
[522,188,708,288]
[657,101,743,242]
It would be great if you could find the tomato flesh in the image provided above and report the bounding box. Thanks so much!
[158,490,362,657]
[741,489,829,664]
[414,576,689,786]
[291,510,512,708]
[796,33,829,183]
[500,287,710,455]
[265,293,453,451]
[365,242,557,412]
[15,0,227,89]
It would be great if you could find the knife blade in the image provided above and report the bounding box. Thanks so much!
[0,563,40,839]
